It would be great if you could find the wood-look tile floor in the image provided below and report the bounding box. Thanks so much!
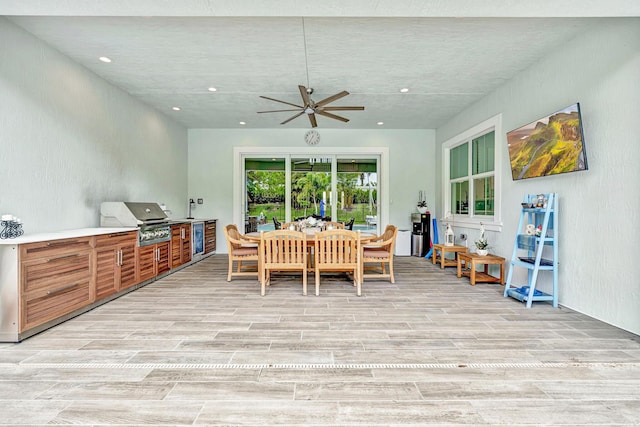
[1,255,639,425]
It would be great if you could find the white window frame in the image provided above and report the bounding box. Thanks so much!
[442,114,503,232]
[233,147,389,233]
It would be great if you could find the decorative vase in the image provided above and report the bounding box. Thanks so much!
[477,249,488,256]
[417,206,428,214]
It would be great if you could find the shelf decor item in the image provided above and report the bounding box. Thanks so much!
[475,222,489,255]
[444,223,455,246]
[444,212,456,246]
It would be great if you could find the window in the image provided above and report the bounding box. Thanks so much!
[442,114,502,231]
[234,147,389,234]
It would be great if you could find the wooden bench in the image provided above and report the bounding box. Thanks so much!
[431,243,468,268]
[457,252,505,285]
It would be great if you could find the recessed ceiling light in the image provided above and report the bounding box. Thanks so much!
[377,121,384,126]
[172,106,181,111]
[239,121,246,125]
[400,88,409,93]
[207,87,217,92]
[98,56,112,63]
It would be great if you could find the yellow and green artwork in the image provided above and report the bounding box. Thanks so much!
[507,103,588,180]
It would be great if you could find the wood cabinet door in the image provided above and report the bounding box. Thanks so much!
[204,220,216,254]
[171,224,191,268]
[171,225,182,268]
[137,245,156,282]
[181,223,192,264]
[118,242,138,290]
[156,242,171,275]
[95,245,118,300]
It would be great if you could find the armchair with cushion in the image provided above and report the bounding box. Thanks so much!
[360,224,398,283]
[223,224,259,282]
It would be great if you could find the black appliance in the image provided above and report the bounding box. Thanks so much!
[411,212,431,257]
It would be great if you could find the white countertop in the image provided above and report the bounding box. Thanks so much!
[171,218,216,223]
[0,227,135,245]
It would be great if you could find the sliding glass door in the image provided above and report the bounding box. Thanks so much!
[241,153,379,233]
[244,157,285,232]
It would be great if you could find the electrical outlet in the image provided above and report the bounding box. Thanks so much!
[197,198,203,204]
[459,233,467,240]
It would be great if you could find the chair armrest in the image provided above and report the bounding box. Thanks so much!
[228,235,257,246]
[362,236,393,249]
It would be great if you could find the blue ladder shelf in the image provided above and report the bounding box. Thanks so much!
[504,193,558,308]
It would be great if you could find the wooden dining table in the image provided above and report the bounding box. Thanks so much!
[245,228,377,278]
[245,228,376,244]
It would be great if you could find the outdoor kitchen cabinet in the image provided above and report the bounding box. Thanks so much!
[19,237,94,332]
[138,241,171,282]
[171,223,192,268]
[95,231,138,299]
[204,219,216,254]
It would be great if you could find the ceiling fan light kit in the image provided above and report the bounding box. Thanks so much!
[258,85,364,128]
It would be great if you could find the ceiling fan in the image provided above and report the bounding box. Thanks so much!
[258,85,364,128]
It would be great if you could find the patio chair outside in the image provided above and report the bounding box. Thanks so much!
[260,230,307,296]
[314,229,361,296]
[223,224,259,282]
[361,224,398,283]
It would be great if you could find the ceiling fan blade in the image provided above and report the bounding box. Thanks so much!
[298,85,312,106]
[316,91,349,107]
[320,106,365,111]
[281,111,305,125]
[316,110,349,123]
[260,95,303,109]
[308,113,318,128]
[257,109,302,113]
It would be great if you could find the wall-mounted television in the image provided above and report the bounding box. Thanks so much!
[507,103,588,181]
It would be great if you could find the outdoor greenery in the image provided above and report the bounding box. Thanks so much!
[246,170,377,224]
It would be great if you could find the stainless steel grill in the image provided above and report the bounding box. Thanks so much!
[100,202,171,246]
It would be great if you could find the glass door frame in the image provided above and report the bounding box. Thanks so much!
[234,146,389,234]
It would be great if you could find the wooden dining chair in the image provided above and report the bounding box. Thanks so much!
[223,224,259,282]
[282,221,299,231]
[360,224,398,283]
[259,229,307,296]
[322,221,344,230]
[314,229,361,296]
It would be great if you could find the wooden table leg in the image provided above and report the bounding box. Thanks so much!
[432,248,437,265]
[500,262,505,284]
[457,257,462,278]
[469,259,476,285]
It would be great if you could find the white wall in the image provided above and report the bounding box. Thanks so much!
[0,18,189,233]
[188,128,436,251]
[435,18,640,335]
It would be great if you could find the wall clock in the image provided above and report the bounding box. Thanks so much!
[304,129,320,145]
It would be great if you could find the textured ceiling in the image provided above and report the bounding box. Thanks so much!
[4,1,636,129]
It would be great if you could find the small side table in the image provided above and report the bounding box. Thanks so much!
[457,252,505,285]
[431,244,468,269]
